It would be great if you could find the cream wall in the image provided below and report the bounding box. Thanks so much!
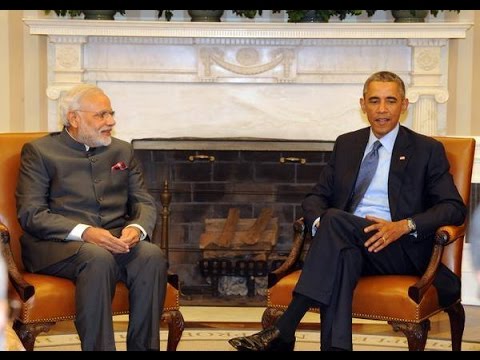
[447,10,478,135]
[0,10,47,133]
[471,11,480,134]
[0,10,10,132]
[0,10,479,135]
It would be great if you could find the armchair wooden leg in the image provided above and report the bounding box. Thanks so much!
[261,307,285,329]
[445,301,465,351]
[12,320,55,351]
[390,320,429,351]
[161,310,185,351]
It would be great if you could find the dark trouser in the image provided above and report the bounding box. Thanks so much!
[39,241,168,351]
[294,209,419,351]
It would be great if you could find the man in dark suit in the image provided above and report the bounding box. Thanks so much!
[229,71,466,351]
[16,84,168,351]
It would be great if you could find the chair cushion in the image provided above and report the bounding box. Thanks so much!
[9,272,179,323]
[268,270,442,323]
[352,275,440,321]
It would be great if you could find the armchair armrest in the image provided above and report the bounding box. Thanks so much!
[268,218,308,287]
[436,224,465,246]
[0,223,34,301]
[408,224,464,304]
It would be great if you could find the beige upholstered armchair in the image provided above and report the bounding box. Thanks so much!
[0,132,184,351]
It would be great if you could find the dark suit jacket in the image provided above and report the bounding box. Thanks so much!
[302,126,466,305]
[16,130,157,272]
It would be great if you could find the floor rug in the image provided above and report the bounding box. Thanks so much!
[34,329,480,351]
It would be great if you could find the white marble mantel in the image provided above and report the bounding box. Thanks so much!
[25,19,471,39]
[24,19,473,143]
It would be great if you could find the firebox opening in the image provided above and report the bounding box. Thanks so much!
[133,137,334,306]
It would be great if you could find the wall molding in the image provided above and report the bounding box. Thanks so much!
[25,19,472,39]
[24,19,473,143]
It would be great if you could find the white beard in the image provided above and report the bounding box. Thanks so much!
[76,126,112,147]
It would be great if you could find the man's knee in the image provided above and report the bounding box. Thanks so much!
[136,242,168,273]
[78,244,117,276]
[321,208,346,224]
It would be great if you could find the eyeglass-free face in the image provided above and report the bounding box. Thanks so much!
[360,81,408,139]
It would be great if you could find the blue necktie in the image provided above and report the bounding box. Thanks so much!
[349,140,382,213]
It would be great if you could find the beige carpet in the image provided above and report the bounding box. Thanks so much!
[32,307,480,351]
[34,329,480,351]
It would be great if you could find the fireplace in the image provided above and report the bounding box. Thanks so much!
[133,137,334,305]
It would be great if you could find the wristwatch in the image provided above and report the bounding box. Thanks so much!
[406,218,417,233]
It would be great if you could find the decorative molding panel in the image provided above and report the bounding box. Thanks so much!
[25,19,472,39]
[24,19,472,143]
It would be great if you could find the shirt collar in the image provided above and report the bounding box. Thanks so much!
[367,123,399,154]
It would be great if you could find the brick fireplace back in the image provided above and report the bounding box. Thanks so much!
[133,138,334,304]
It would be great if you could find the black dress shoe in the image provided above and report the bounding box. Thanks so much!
[228,326,295,351]
[327,346,348,351]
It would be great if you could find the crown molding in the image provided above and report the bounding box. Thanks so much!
[24,19,472,40]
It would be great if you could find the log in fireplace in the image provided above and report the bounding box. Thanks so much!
[198,207,279,297]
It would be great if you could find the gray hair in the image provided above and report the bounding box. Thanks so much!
[58,84,106,127]
[363,71,406,99]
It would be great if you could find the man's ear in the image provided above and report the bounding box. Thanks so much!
[67,111,79,128]
[360,98,366,113]
[401,98,409,113]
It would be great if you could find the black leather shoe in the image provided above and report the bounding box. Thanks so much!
[327,346,349,351]
[228,326,295,351]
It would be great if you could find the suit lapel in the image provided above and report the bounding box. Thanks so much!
[388,127,413,219]
[342,129,369,210]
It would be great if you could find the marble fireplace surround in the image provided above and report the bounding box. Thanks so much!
[24,19,473,143]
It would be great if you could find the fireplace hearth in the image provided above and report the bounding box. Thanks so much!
[133,137,334,305]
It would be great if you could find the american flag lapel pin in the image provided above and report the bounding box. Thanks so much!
[399,156,406,161]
